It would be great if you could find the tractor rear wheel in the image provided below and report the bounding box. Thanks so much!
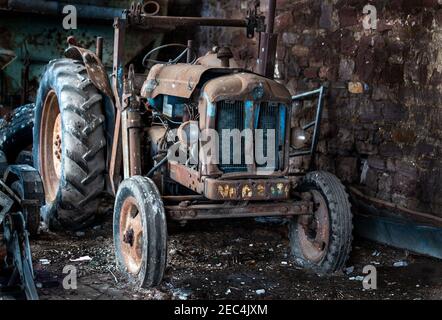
[114,176,167,288]
[33,59,106,230]
[289,171,353,275]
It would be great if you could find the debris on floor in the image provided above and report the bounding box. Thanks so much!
[27,218,442,300]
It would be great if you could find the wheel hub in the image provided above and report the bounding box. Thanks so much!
[52,114,62,179]
[40,90,62,203]
[119,197,144,275]
[123,228,135,246]
[297,190,330,263]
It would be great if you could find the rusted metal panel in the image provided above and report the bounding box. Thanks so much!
[128,15,248,29]
[166,200,313,221]
[204,177,291,201]
[64,45,113,98]
[168,160,203,193]
[202,72,291,104]
[141,63,246,99]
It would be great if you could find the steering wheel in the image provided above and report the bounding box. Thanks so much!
[142,43,198,67]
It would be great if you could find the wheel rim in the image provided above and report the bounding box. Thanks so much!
[119,196,144,275]
[40,90,62,203]
[297,190,330,263]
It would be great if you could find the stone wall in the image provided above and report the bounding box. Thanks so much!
[197,0,442,221]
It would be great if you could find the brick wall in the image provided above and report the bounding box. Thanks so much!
[197,0,442,220]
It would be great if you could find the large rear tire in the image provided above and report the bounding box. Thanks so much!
[289,171,353,275]
[33,58,106,230]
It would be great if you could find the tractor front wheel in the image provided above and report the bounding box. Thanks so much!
[289,171,353,275]
[113,176,167,288]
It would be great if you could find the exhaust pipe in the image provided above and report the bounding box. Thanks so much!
[142,1,160,16]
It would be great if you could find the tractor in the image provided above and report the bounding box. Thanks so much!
[32,1,352,288]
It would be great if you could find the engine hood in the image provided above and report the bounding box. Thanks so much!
[202,72,291,104]
[141,63,244,99]
[140,64,291,103]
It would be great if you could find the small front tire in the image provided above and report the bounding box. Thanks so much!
[113,176,167,288]
[289,171,353,275]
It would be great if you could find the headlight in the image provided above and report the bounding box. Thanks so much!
[291,128,311,149]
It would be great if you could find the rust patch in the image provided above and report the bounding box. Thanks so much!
[205,178,291,201]
[64,45,113,99]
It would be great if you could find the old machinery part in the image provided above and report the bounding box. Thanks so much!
[166,200,313,221]
[33,59,106,230]
[3,211,39,300]
[96,37,104,62]
[3,164,44,237]
[0,164,43,300]
[204,178,291,201]
[64,44,113,99]
[114,176,167,288]
[217,47,234,68]
[142,1,160,16]
[290,86,325,170]
[125,1,265,37]
[142,43,197,67]
[289,171,353,274]
[146,155,168,178]
[257,0,278,78]
[291,127,312,150]
[246,0,266,39]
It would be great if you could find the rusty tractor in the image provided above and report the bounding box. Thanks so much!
[33,1,352,288]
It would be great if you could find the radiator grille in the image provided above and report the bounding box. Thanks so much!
[216,101,282,173]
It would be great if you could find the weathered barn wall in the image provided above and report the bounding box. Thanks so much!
[197,0,442,225]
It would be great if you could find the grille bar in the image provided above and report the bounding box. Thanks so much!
[216,101,247,173]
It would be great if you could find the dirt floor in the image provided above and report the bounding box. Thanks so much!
[20,213,441,301]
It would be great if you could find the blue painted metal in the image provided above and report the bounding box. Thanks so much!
[279,105,286,146]
[244,100,254,130]
[204,93,216,118]
[254,102,260,129]
[355,213,442,259]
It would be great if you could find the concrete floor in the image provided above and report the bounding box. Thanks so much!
[25,215,442,300]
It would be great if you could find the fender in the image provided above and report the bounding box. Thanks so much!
[64,45,116,173]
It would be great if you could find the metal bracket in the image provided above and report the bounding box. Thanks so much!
[290,86,326,159]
